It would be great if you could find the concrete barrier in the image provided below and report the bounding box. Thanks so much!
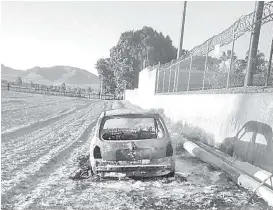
[192,140,273,190]
[180,138,273,207]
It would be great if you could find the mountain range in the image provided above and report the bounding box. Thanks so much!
[1,64,100,89]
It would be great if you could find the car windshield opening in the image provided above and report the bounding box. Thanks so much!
[100,117,165,140]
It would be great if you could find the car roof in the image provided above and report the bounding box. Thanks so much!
[103,109,159,117]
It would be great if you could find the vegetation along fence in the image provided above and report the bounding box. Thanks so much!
[153,1,273,93]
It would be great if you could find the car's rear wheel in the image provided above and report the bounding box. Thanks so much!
[90,158,97,176]
[166,171,175,177]
[90,165,95,176]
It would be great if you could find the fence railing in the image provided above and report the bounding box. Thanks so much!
[1,83,117,100]
[155,56,273,94]
[153,1,273,94]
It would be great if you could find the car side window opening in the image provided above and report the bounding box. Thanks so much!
[237,128,245,140]
[236,127,256,143]
[101,117,165,140]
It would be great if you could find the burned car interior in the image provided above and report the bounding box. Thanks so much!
[100,116,164,140]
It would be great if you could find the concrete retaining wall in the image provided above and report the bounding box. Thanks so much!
[125,69,273,172]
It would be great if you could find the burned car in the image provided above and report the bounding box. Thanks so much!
[89,109,175,178]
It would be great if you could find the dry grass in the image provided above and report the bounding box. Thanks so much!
[157,108,217,153]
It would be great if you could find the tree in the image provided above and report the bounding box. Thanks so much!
[61,82,66,91]
[219,50,237,72]
[220,50,237,61]
[245,50,266,74]
[95,58,117,94]
[16,76,23,86]
[108,26,181,89]
[207,56,221,72]
[87,87,93,93]
[95,26,188,93]
[30,81,34,88]
[235,59,247,73]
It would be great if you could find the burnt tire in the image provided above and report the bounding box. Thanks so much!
[90,164,97,176]
[167,171,175,178]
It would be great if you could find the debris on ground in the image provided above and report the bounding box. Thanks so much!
[70,154,92,180]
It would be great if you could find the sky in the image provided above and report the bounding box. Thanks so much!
[1,1,273,75]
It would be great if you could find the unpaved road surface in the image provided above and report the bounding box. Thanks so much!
[1,91,271,210]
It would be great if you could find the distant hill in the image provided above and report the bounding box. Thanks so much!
[1,64,100,89]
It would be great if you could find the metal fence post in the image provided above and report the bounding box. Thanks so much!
[175,61,181,92]
[226,28,236,89]
[187,55,193,92]
[155,61,160,93]
[202,41,209,90]
[162,66,166,93]
[168,60,174,92]
[265,37,273,86]
[173,62,178,92]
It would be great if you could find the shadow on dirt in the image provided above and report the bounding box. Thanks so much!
[128,173,187,183]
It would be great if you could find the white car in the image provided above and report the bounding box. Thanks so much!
[89,109,175,178]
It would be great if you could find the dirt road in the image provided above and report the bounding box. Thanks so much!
[1,91,271,210]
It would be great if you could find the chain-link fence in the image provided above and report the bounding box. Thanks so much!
[155,1,273,94]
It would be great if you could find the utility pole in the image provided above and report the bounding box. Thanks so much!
[99,75,103,99]
[244,1,265,87]
[177,1,187,59]
[266,37,273,86]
